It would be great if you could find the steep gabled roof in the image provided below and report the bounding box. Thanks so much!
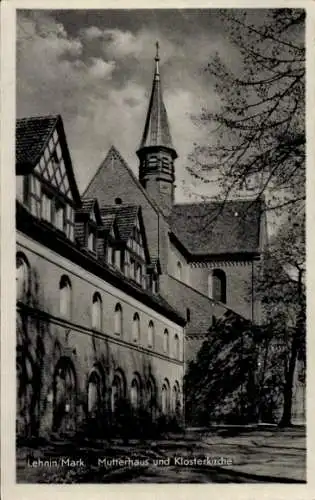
[100,212,117,234]
[16,114,81,206]
[16,115,58,168]
[100,204,139,242]
[169,199,263,256]
[76,198,102,225]
[76,198,95,214]
[100,204,151,263]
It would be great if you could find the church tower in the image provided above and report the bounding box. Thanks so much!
[137,43,178,215]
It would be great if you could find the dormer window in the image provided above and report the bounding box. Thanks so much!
[114,249,121,270]
[111,248,116,267]
[107,245,112,265]
[88,227,97,253]
[152,275,159,294]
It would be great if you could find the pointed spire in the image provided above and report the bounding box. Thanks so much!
[138,43,176,154]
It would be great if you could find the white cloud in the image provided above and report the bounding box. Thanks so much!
[82,25,104,40]
[81,27,176,62]
[17,12,227,200]
[88,58,116,79]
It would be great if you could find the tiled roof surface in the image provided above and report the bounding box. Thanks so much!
[139,57,175,151]
[16,115,59,168]
[100,213,116,233]
[76,198,95,214]
[169,199,262,255]
[100,205,139,242]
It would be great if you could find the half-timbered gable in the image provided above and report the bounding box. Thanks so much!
[99,204,152,291]
[16,115,81,242]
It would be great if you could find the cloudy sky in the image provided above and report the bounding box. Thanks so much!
[16,9,248,201]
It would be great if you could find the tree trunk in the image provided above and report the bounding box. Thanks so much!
[279,335,298,427]
[279,268,304,427]
[257,335,270,423]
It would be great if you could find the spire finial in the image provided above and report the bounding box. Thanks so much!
[155,40,160,61]
[154,41,160,79]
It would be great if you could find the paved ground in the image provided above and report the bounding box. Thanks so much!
[16,425,306,483]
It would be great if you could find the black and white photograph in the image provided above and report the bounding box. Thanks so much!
[12,6,306,485]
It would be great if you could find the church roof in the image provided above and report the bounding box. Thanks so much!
[138,43,176,153]
[169,199,263,256]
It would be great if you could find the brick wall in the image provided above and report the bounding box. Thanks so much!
[159,274,229,364]
[168,241,190,285]
[189,260,262,322]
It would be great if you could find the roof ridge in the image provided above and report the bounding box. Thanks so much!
[16,114,60,123]
[100,203,139,208]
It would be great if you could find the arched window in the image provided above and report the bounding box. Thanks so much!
[163,329,169,354]
[87,369,102,417]
[16,253,30,301]
[172,381,181,418]
[176,261,182,280]
[59,275,71,318]
[92,293,102,330]
[174,334,180,359]
[132,313,140,343]
[16,356,34,435]
[111,370,125,414]
[114,303,123,335]
[130,376,141,411]
[212,269,227,303]
[52,357,76,434]
[161,379,170,415]
[148,320,154,348]
[147,377,156,418]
